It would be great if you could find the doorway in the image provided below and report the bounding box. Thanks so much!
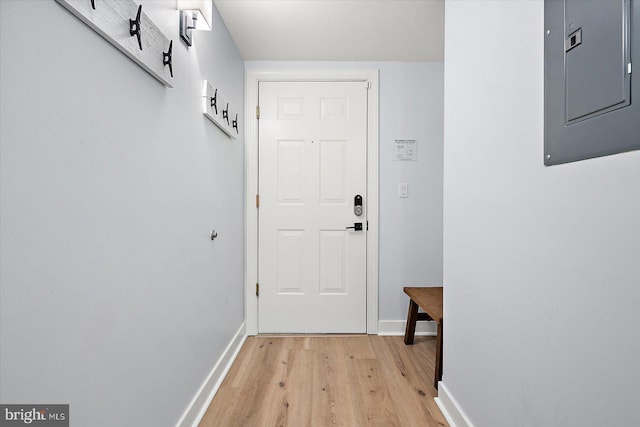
[245,69,379,335]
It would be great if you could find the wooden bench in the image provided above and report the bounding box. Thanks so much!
[403,286,443,390]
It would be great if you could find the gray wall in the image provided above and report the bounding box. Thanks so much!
[443,2,640,426]
[245,61,444,323]
[0,1,245,426]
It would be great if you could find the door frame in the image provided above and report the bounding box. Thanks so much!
[244,69,379,335]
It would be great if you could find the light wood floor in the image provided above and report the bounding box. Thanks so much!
[199,335,448,426]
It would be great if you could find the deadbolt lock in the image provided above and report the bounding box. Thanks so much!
[354,194,363,216]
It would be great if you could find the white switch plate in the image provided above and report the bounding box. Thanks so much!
[398,183,408,198]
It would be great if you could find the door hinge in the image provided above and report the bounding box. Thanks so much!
[367,220,369,230]
[256,194,260,208]
[256,105,260,119]
[256,283,259,296]
[628,62,632,74]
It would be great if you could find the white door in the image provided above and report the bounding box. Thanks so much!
[258,81,368,333]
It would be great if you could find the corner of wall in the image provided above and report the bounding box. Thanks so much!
[175,323,247,427]
[434,382,475,427]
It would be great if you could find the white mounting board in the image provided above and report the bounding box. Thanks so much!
[56,0,174,87]
[203,80,239,139]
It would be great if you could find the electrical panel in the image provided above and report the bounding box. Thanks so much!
[544,0,639,165]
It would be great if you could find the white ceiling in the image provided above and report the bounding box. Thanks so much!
[213,0,444,61]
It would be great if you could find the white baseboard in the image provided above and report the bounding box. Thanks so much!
[434,382,474,427]
[175,322,247,427]
[377,319,437,336]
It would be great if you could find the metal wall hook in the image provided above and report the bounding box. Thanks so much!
[163,40,173,77]
[232,113,238,134]
[129,4,142,51]
[210,89,218,114]
[210,229,218,240]
[222,102,229,125]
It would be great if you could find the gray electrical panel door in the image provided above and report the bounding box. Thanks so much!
[544,0,639,165]
[565,1,630,122]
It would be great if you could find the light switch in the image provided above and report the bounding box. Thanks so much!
[398,183,408,198]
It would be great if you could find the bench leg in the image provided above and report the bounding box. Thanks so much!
[404,299,419,345]
[434,318,443,390]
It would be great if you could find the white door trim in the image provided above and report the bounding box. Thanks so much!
[244,69,379,335]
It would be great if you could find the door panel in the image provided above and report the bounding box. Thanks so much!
[319,140,347,204]
[319,230,347,294]
[258,81,368,333]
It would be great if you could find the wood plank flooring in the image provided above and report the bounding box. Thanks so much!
[199,335,448,427]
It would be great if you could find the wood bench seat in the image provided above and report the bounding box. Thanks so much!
[403,286,443,390]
